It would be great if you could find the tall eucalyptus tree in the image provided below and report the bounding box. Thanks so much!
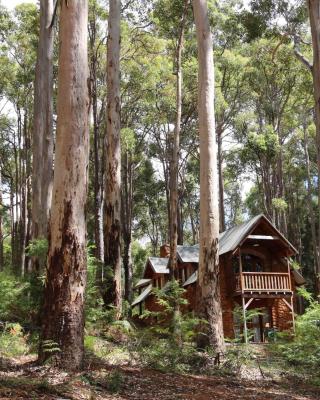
[193,0,225,352]
[39,0,90,370]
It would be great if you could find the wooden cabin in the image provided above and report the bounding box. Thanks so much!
[132,214,305,342]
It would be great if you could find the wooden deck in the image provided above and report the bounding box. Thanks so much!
[235,272,292,295]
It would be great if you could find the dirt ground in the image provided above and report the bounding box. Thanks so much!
[0,355,319,400]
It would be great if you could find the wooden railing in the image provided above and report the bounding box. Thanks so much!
[235,272,292,293]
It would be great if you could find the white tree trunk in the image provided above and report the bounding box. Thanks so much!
[31,0,54,268]
[193,0,225,353]
[39,0,89,370]
[103,0,122,318]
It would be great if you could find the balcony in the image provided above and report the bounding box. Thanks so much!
[235,272,292,296]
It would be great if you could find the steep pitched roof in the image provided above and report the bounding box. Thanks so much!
[147,257,169,274]
[132,284,153,307]
[219,214,263,255]
[177,214,298,263]
[134,278,151,289]
[177,245,199,263]
[183,271,197,287]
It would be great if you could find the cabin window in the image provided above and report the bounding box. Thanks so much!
[232,256,240,274]
[242,254,263,272]
[232,253,264,273]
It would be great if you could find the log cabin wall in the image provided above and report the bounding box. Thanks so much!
[133,214,304,340]
[141,252,296,339]
[219,255,235,338]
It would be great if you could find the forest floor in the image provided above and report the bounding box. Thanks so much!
[0,352,319,400]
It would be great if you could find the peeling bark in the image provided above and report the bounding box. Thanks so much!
[193,0,225,353]
[39,0,89,370]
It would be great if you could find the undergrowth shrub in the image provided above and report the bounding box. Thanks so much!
[232,305,263,343]
[217,345,254,375]
[0,271,41,327]
[106,370,124,393]
[128,281,207,373]
[0,323,29,357]
[85,253,116,332]
[272,293,320,385]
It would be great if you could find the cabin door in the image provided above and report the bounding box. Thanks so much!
[250,308,270,342]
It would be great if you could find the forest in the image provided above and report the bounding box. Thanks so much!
[0,0,320,399]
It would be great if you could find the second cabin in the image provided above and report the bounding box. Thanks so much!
[132,214,305,342]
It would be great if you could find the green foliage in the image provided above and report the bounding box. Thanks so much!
[41,340,61,355]
[219,344,254,375]
[152,279,188,315]
[106,370,124,393]
[0,323,29,357]
[272,298,320,385]
[141,280,191,340]
[26,238,48,259]
[121,127,136,152]
[131,333,204,373]
[26,239,48,269]
[132,241,151,283]
[232,305,263,343]
[130,281,206,373]
[0,271,29,321]
[85,253,116,330]
[271,197,288,212]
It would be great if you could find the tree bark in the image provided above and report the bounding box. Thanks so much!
[308,0,320,295]
[19,110,27,276]
[193,0,225,353]
[169,10,186,276]
[122,149,133,304]
[39,0,89,370]
[103,0,122,318]
[217,129,225,232]
[31,0,54,271]
[0,168,3,271]
[177,196,184,245]
[303,120,320,292]
[89,7,104,264]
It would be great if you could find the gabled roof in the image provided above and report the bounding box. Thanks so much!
[132,284,153,307]
[183,271,197,287]
[177,214,297,263]
[177,245,199,263]
[219,214,263,255]
[147,257,169,274]
[134,278,151,289]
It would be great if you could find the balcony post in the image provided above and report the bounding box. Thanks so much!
[239,249,244,291]
[239,249,248,343]
[287,257,296,333]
